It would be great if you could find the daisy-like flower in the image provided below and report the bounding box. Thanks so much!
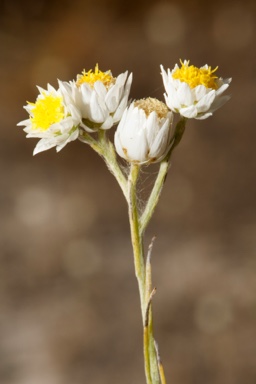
[17,84,80,155]
[161,60,231,119]
[114,98,174,164]
[59,64,133,132]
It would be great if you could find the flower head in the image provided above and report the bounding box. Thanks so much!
[17,84,80,155]
[161,60,231,119]
[59,64,133,132]
[114,98,174,164]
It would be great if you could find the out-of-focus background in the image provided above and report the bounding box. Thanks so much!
[1,0,256,383]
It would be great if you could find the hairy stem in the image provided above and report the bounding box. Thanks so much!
[128,163,145,313]
[128,164,161,384]
[79,131,128,201]
[140,117,187,234]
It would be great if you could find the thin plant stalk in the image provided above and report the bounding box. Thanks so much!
[140,117,187,234]
[128,163,161,384]
[80,119,187,384]
[79,131,128,200]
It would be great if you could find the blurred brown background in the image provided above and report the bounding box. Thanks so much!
[1,0,256,383]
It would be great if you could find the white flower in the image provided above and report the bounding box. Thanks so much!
[114,98,174,164]
[161,60,231,119]
[59,64,133,132]
[17,84,80,155]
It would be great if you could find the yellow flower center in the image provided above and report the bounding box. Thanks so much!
[76,64,115,88]
[29,93,65,131]
[134,97,169,119]
[172,60,218,89]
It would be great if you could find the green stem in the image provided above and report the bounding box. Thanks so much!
[128,163,145,311]
[140,159,169,235]
[79,131,128,201]
[80,118,187,384]
[140,117,187,234]
[104,139,128,201]
[144,325,153,384]
[144,243,160,384]
[128,164,161,384]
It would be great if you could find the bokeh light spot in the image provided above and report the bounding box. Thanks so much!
[212,4,254,50]
[63,238,102,279]
[194,294,233,334]
[15,186,54,226]
[144,2,185,45]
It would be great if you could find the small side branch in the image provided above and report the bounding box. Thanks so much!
[145,236,156,305]
[154,341,167,384]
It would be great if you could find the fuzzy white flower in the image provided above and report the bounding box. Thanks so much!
[114,98,174,164]
[161,60,231,120]
[59,64,133,132]
[17,84,80,155]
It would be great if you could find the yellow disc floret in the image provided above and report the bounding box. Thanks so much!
[29,93,65,131]
[76,63,115,88]
[172,60,218,89]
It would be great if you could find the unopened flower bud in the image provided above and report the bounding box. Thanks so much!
[114,98,173,164]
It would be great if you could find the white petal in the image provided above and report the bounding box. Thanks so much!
[166,112,174,141]
[112,95,129,122]
[165,85,181,111]
[24,104,34,113]
[179,105,198,118]
[101,115,114,130]
[89,92,107,122]
[216,76,231,88]
[124,73,133,95]
[177,82,193,106]
[94,81,107,99]
[47,84,57,94]
[208,95,231,113]
[111,73,132,120]
[25,129,48,138]
[80,121,97,133]
[196,90,216,112]
[114,132,125,159]
[121,107,142,142]
[194,85,208,101]
[58,80,72,103]
[195,112,213,120]
[105,72,130,113]
[56,130,78,152]
[50,117,73,133]
[149,118,170,159]
[36,85,45,94]
[33,138,58,155]
[145,112,158,146]
[17,118,30,126]
[68,103,81,124]
[171,64,179,75]
[115,71,128,88]
[125,129,148,162]
[160,65,168,89]
[69,128,79,141]
[215,78,232,96]
[105,84,120,112]
[115,105,149,162]
[116,106,129,131]
[81,83,93,104]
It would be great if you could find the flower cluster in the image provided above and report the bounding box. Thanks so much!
[17,61,232,384]
[18,61,231,160]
